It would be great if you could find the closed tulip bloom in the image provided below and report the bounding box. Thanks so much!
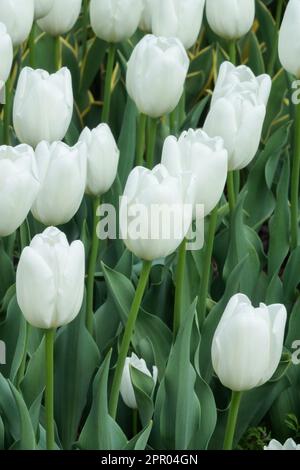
[0,23,13,83]
[120,353,158,409]
[0,145,40,237]
[13,67,73,148]
[204,62,271,170]
[90,0,143,43]
[33,0,54,20]
[139,0,154,32]
[152,0,205,49]
[0,0,34,46]
[16,227,85,329]
[162,129,228,217]
[37,0,82,36]
[120,164,194,261]
[279,0,300,78]
[79,124,120,197]
[212,294,287,392]
[126,35,189,118]
[264,439,300,451]
[206,0,255,40]
[32,141,87,226]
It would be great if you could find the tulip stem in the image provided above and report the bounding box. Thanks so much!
[146,117,157,169]
[227,171,236,213]
[3,78,12,145]
[45,328,55,450]
[267,0,284,76]
[54,37,62,70]
[136,113,147,166]
[173,238,187,337]
[228,40,236,65]
[109,260,152,419]
[291,101,300,250]
[86,196,100,336]
[102,43,116,123]
[29,24,36,68]
[197,206,218,327]
[223,391,242,450]
[82,0,89,61]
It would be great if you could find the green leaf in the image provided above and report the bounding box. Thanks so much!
[123,421,153,450]
[9,381,36,450]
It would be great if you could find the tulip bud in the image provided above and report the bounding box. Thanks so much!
[32,141,87,226]
[139,0,154,32]
[162,129,228,217]
[33,0,55,20]
[0,23,13,84]
[120,164,194,261]
[13,67,73,148]
[37,0,82,36]
[79,124,120,197]
[264,439,300,451]
[279,0,300,78]
[0,144,40,237]
[211,294,287,392]
[0,0,34,46]
[16,227,85,329]
[206,0,255,40]
[90,0,143,43]
[120,353,158,409]
[152,0,205,50]
[126,35,189,118]
[204,62,271,171]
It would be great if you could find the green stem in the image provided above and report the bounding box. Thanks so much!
[169,108,177,136]
[82,0,89,61]
[132,409,138,436]
[54,36,61,70]
[45,329,55,451]
[173,238,187,337]
[178,92,186,129]
[228,40,236,65]
[146,117,157,169]
[86,196,100,335]
[28,23,36,68]
[223,391,242,450]
[136,113,147,166]
[197,206,218,327]
[291,101,300,250]
[109,260,152,419]
[19,221,28,251]
[227,171,236,214]
[102,43,116,123]
[267,0,284,76]
[3,79,12,145]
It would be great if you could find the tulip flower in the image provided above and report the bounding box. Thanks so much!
[0,0,34,46]
[139,0,154,32]
[264,439,300,451]
[120,353,158,409]
[212,293,286,450]
[37,0,82,36]
[13,67,73,148]
[79,124,120,196]
[204,61,271,171]
[90,0,143,43]
[162,129,228,217]
[120,164,194,261]
[33,0,55,20]
[279,0,300,78]
[0,23,13,84]
[0,144,40,237]
[206,0,255,40]
[152,0,205,50]
[126,35,189,119]
[31,141,87,226]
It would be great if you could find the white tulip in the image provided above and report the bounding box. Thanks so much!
[204,62,272,170]
[279,0,300,78]
[264,438,300,451]
[162,129,228,217]
[32,141,87,226]
[120,164,194,261]
[139,0,154,32]
[13,67,73,148]
[79,124,120,197]
[0,0,34,46]
[206,0,255,40]
[126,35,189,118]
[37,0,82,36]
[152,0,205,49]
[33,0,54,20]
[120,353,158,409]
[16,227,85,329]
[90,0,143,43]
[0,145,40,237]
[212,294,287,392]
[0,23,13,84]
